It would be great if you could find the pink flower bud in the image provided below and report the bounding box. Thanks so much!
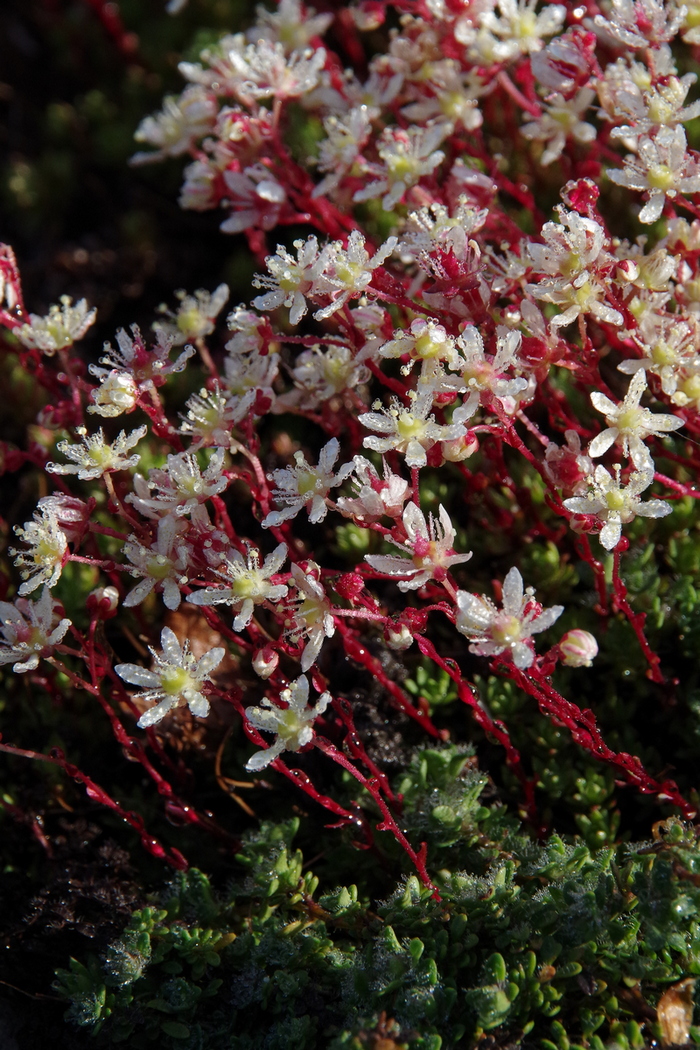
[442,433,479,462]
[334,573,365,603]
[559,629,598,667]
[253,647,279,679]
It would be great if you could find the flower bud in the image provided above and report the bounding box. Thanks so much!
[384,622,413,651]
[253,646,279,679]
[559,629,598,667]
[334,572,365,603]
[441,433,479,462]
[87,585,120,619]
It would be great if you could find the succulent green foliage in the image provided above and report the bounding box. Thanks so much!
[55,747,700,1048]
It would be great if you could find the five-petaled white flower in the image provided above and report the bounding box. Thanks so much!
[180,383,251,449]
[366,503,472,591]
[359,389,467,469]
[252,236,324,325]
[122,515,191,611]
[245,674,331,771]
[563,464,671,550]
[313,231,397,320]
[47,426,147,481]
[115,626,225,728]
[589,370,683,471]
[608,126,700,225]
[455,326,528,415]
[455,566,563,669]
[10,505,68,596]
[354,124,447,211]
[0,587,71,672]
[16,296,96,355]
[188,543,288,631]
[378,317,461,377]
[127,448,228,524]
[154,284,229,345]
[263,438,354,527]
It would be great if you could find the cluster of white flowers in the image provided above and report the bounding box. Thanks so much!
[12,0,700,772]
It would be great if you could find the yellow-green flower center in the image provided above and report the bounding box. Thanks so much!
[147,556,173,581]
[647,165,675,192]
[605,489,627,512]
[396,413,427,440]
[297,470,319,496]
[491,615,522,646]
[160,666,195,696]
[231,573,262,599]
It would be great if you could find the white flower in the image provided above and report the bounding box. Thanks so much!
[618,317,697,399]
[285,562,335,671]
[594,0,685,49]
[10,505,68,596]
[456,0,566,63]
[563,464,671,550]
[122,515,191,611]
[366,502,472,591]
[229,40,327,103]
[337,456,411,522]
[252,236,325,325]
[245,674,331,771]
[47,425,147,481]
[0,587,71,672]
[131,85,218,164]
[378,317,461,376]
[188,543,288,631]
[248,0,333,51]
[179,158,218,212]
[399,197,488,259]
[115,626,225,728]
[455,566,564,669]
[313,231,397,320]
[527,208,607,276]
[263,437,354,527]
[15,296,96,355]
[608,127,700,225]
[526,208,622,326]
[154,284,229,345]
[275,343,370,411]
[454,326,528,415]
[180,383,251,448]
[89,326,195,399]
[354,124,447,210]
[401,63,485,132]
[533,273,624,329]
[127,448,228,524]
[359,389,466,469]
[484,0,566,54]
[589,369,683,471]
[521,89,596,167]
[220,164,287,235]
[607,73,700,142]
[312,105,376,198]
[87,370,139,418]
